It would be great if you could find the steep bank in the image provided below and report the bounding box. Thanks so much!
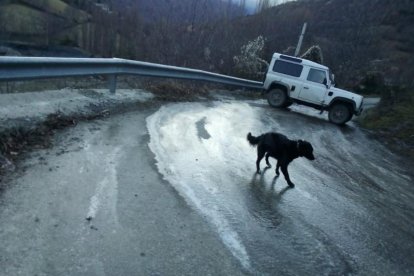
[359,88,414,160]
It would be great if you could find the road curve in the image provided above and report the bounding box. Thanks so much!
[1,98,413,275]
[147,99,414,275]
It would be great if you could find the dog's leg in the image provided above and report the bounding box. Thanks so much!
[276,160,280,176]
[265,153,272,168]
[256,146,265,174]
[281,162,294,188]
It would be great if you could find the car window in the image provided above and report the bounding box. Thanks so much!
[307,68,326,84]
[273,60,303,77]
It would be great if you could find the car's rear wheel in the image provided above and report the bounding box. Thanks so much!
[328,103,353,125]
[267,88,288,108]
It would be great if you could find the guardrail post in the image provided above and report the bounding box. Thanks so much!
[108,74,117,94]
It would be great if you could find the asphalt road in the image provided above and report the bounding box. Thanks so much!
[1,97,413,275]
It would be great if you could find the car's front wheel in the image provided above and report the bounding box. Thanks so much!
[267,88,288,108]
[328,103,353,125]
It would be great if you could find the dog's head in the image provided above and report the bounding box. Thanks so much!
[298,140,315,160]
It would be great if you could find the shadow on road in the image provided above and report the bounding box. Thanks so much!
[245,168,292,230]
[249,167,291,199]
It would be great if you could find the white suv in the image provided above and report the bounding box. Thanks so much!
[263,53,364,125]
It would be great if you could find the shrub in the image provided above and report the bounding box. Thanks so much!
[233,36,269,80]
[300,45,324,64]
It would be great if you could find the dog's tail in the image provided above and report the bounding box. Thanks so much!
[247,132,261,146]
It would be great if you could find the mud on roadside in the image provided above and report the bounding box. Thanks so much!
[0,99,158,182]
[0,86,261,183]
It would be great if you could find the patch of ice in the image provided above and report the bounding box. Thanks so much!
[146,102,259,269]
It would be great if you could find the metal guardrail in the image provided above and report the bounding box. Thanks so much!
[0,57,264,93]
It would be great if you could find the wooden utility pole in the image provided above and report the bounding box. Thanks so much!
[294,22,307,56]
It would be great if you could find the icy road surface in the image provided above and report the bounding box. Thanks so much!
[147,100,414,275]
[1,98,413,275]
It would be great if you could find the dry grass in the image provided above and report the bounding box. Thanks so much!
[360,88,414,159]
[143,80,211,101]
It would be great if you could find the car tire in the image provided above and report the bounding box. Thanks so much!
[328,103,352,125]
[267,88,288,108]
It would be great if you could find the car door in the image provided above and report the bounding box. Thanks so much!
[298,68,328,104]
[269,59,305,99]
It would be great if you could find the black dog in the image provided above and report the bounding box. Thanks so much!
[247,132,315,187]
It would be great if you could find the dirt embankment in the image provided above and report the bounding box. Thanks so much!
[0,105,119,177]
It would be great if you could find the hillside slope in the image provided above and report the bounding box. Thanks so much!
[1,0,413,88]
[0,0,88,46]
[213,0,414,88]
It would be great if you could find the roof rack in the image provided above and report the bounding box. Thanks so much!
[280,55,302,63]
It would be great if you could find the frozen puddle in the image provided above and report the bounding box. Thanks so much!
[147,102,265,269]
